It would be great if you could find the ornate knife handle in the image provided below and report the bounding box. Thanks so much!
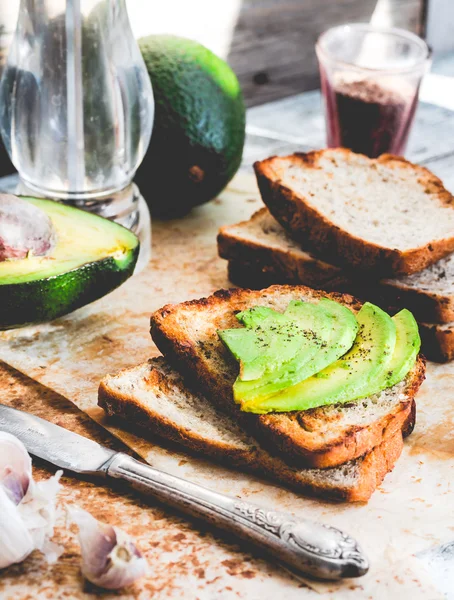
[105,453,368,580]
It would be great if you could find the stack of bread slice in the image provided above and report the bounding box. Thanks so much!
[218,149,454,362]
[99,148,435,503]
[99,282,425,503]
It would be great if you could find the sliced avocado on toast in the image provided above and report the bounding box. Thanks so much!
[219,298,358,405]
[220,300,420,415]
[150,284,426,467]
[0,197,139,329]
[220,301,334,382]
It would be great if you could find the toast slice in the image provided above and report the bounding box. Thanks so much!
[218,208,351,291]
[98,357,416,502]
[150,285,425,468]
[219,208,353,292]
[380,254,454,323]
[254,149,454,276]
[218,208,454,323]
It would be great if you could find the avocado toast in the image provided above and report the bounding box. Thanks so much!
[149,285,425,469]
[98,148,432,501]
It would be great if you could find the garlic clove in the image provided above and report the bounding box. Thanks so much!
[19,470,63,557]
[0,486,34,569]
[0,432,32,505]
[0,432,62,569]
[67,506,148,590]
[67,505,117,577]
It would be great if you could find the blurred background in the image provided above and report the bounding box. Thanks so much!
[0,0,452,176]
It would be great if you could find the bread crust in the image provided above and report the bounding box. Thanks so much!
[227,258,300,288]
[378,280,454,324]
[254,149,454,277]
[98,358,413,502]
[99,368,252,464]
[350,428,404,502]
[150,285,425,468]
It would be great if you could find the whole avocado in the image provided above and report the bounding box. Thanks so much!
[136,35,245,218]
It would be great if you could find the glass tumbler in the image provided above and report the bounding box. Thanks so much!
[0,0,154,227]
[316,24,431,158]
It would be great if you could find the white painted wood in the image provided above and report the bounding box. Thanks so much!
[426,0,454,55]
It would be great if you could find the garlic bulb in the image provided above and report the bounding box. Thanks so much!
[67,506,147,590]
[0,432,62,569]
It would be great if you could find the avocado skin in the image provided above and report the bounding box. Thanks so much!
[0,246,139,329]
[136,35,245,218]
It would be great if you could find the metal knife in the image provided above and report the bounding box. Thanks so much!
[0,404,368,581]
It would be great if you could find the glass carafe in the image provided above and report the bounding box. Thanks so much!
[0,0,154,226]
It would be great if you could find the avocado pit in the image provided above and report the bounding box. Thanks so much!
[0,193,56,261]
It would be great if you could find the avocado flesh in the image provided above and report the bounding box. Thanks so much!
[0,198,138,284]
[234,299,359,406]
[238,301,334,384]
[219,300,335,384]
[0,197,139,329]
[372,309,420,390]
[241,302,397,414]
[221,305,298,380]
[217,328,266,374]
[236,305,277,328]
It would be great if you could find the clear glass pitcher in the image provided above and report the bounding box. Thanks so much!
[0,0,154,208]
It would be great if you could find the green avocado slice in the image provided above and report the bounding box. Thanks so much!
[220,305,298,381]
[236,305,278,328]
[232,299,358,405]
[373,308,421,390]
[216,327,267,375]
[240,302,397,414]
[220,300,331,382]
[0,197,139,329]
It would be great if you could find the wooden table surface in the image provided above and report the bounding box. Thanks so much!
[1,56,454,599]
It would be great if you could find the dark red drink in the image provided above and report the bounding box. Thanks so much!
[316,25,430,158]
[320,73,419,157]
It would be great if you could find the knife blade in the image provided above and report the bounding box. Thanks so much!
[0,404,114,474]
[0,403,369,580]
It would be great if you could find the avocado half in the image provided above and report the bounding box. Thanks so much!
[0,197,139,329]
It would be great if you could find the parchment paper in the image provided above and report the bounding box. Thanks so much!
[1,173,453,598]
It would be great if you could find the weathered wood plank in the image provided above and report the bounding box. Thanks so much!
[228,0,425,106]
[0,0,426,111]
[426,0,454,54]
